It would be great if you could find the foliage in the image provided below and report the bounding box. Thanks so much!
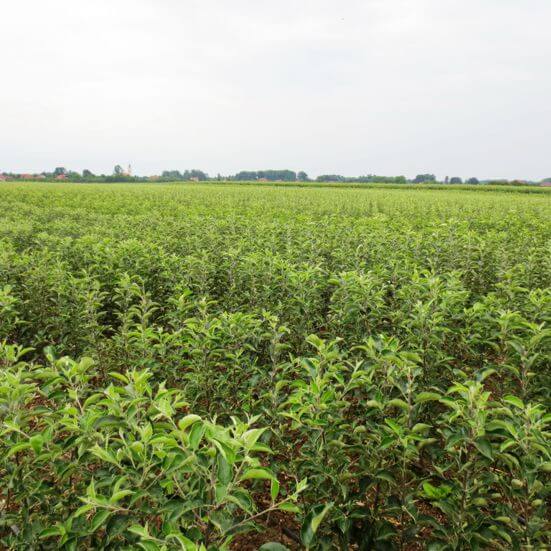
[0,182,549,549]
[233,170,298,182]
[413,173,436,183]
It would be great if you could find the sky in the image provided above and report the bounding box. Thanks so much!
[1,0,550,180]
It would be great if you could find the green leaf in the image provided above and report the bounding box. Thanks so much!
[93,415,123,430]
[385,418,402,435]
[270,478,280,502]
[251,443,273,453]
[90,510,111,533]
[215,483,229,503]
[503,395,524,409]
[241,427,266,449]
[296,478,308,493]
[138,542,160,551]
[188,422,205,450]
[110,489,133,503]
[240,468,275,481]
[73,503,94,518]
[6,442,32,457]
[128,524,150,538]
[40,526,62,539]
[178,414,202,431]
[386,398,409,411]
[217,455,231,485]
[301,503,332,547]
[278,502,301,513]
[486,419,517,437]
[109,372,129,383]
[259,544,290,551]
[166,532,197,550]
[375,470,396,484]
[422,482,452,500]
[474,437,494,460]
[415,392,442,403]
[90,444,119,466]
[412,423,432,434]
[226,489,254,512]
[28,434,45,456]
[87,478,97,498]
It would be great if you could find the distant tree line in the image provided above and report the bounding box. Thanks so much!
[443,176,480,185]
[316,174,407,183]
[161,169,209,181]
[232,170,307,182]
[1,166,548,186]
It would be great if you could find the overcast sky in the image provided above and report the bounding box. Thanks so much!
[1,0,550,180]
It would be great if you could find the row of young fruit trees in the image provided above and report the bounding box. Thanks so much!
[0,183,549,549]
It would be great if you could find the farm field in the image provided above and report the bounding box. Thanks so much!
[0,182,550,549]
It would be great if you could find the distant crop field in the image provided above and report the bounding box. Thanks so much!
[0,182,549,549]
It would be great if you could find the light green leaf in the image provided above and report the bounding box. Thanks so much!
[259,544,290,551]
[240,468,275,482]
[278,502,301,513]
[415,392,442,403]
[270,478,280,502]
[301,503,333,547]
[503,395,524,409]
[90,510,111,533]
[178,414,202,431]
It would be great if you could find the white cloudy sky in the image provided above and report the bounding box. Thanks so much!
[1,0,550,179]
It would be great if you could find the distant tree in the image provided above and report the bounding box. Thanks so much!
[450,177,463,184]
[82,169,94,178]
[234,171,258,181]
[541,177,551,183]
[355,175,408,184]
[113,165,124,176]
[262,170,297,181]
[316,174,346,182]
[297,171,309,181]
[413,174,436,183]
[161,170,182,179]
[234,170,296,182]
[183,169,208,181]
[53,167,67,177]
[444,176,449,184]
[467,177,480,185]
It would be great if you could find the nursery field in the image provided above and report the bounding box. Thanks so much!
[0,182,550,550]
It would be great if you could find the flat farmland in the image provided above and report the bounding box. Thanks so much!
[0,182,549,549]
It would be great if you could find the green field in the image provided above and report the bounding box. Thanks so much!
[1,182,550,549]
